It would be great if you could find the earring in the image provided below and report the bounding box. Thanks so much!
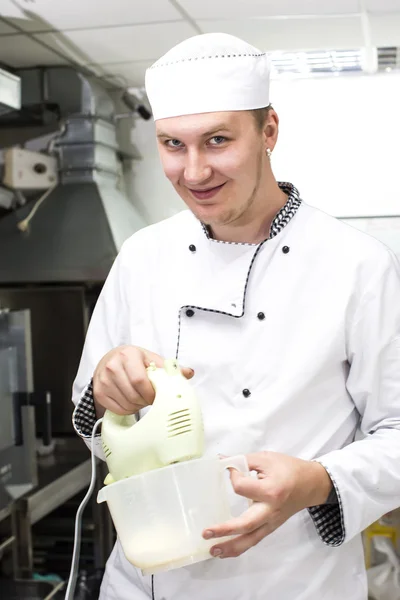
[266,148,272,159]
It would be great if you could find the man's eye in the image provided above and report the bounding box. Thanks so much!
[165,139,183,148]
[209,136,227,145]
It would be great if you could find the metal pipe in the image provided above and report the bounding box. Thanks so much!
[44,580,65,600]
[0,535,15,557]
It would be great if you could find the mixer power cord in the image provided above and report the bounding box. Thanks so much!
[64,418,104,600]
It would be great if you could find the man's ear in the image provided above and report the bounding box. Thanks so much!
[263,108,279,153]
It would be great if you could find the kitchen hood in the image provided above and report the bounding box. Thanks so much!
[0,178,145,283]
[0,67,146,284]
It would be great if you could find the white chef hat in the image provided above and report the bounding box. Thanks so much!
[145,33,271,121]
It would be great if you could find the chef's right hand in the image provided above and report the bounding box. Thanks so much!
[93,345,194,418]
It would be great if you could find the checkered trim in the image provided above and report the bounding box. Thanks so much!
[72,379,97,438]
[308,504,344,546]
[178,182,302,356]
[308,464,344,546]
[270,183,302,238]
[72,180,344,547]
[149,52,266,70]
[201,182,301,244]
[74,182,303,440]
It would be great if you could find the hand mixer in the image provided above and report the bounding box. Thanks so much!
[65,358,204,599]
[101,358,205,484]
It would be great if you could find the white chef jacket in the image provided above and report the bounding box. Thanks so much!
[72,183,400,600]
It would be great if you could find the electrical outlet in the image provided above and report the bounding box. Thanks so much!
[3,148,58,190]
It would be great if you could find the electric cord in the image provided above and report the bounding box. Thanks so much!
[64,418,104,600]
[16,182,58,232]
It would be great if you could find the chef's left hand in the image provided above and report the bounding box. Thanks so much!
[202,451,332,559]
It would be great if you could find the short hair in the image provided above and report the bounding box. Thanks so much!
[250,105,273,130]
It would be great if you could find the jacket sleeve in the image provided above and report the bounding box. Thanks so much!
[313,249,400,544]
[71,247,130,458]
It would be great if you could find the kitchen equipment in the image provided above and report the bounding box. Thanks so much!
[97,454,249,574]
[0,309,37,513]
[0,578,64,600]
[0,286,90,437]
[101,359,205,484]
[0,66,146,284]
[66,361,249,594]
[3,148,58,190]
[98,359,249,575]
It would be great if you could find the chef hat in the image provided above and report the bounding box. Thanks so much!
[145,33,270,121]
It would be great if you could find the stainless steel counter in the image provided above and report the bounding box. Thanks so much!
[11,437,113,579]
[21,439,93,526]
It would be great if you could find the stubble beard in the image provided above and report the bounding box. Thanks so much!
[204,151,264,228]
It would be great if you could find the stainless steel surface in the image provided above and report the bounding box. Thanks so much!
[0,578,63,600]
[45,581,65,600]
[0,347,16,453]
[12,459,92,577]
[0,309,33,394]
[0,179,145,283]
[0,503,12,523]
[57,142,119,176]
[12,498,33,579]
[21,406,39,490]
[0,67,114,132]
[0,184,118,283]
[0,66,145,284]
[0,310,37,513]
[12,437,113,578]
[57,117,118,149]
[29,459,92,525]
[2,406,38,501]
[0,288,88,435]
[0,534,15,554]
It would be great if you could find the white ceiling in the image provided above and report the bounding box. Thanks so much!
[179,0,362,19]
[0,0,400,87]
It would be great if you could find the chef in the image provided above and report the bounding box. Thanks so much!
[72,33,400,600]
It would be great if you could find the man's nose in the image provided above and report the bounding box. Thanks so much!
[184,151,212,186]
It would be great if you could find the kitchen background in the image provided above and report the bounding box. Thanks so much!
[0,1,399,599]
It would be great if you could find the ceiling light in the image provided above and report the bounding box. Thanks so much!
[270,49,363,77]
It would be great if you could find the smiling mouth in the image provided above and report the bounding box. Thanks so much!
[189,183,226,201]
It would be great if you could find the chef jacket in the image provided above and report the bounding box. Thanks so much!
[72,183,400,600]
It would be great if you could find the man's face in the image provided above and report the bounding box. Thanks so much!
[156,111,268,227]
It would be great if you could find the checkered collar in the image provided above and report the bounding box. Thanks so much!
[201,182,302,245]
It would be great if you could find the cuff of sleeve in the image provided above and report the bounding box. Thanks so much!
[307,462,345,547]
[72,379,100,438]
